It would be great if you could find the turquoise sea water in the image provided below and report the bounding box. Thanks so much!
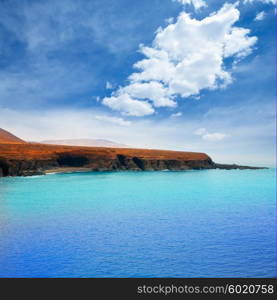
[0,169,276,278]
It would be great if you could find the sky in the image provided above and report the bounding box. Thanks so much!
[0,0,275,166]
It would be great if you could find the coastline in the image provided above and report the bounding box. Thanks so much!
[43,165,268,176]
[0,142,267,177]
[44,167,93,174]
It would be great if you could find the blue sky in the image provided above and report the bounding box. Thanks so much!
[0,0,275,166]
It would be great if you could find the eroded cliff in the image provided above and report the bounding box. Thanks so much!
[0,142,264,177]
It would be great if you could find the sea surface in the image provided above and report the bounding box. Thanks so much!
[0,169,276,278]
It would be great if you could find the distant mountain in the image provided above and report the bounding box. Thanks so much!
[41,138,128,148]
[0,128,26,144]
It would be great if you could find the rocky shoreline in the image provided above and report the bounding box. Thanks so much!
[0,143,266,177]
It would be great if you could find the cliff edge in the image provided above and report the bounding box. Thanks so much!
[0,129,265,177]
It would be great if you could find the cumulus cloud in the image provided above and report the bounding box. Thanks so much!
[172,0,207,10]
[102,93,154,116]
[103,3,257,116]
[223,27,257,59]
[194,128,227,141]
[255,11,266,21]
[118,81,176,108]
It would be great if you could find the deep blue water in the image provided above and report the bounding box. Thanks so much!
[0,169,276,278]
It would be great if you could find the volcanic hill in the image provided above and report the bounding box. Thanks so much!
[0,128,26,144]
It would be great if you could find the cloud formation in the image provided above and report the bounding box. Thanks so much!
[194,128,227,141]
[0,0,168,109]
[171,112,183,117]
[103,3,257,116]
[95,115,131,126]
[103,93,155,116]
[202,132,227,142]
[244,0,275,4]
[106,81,114,89]
[255,11,266,21]
[173,0,207,10]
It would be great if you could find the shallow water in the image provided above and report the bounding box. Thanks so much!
[0,169,276,277]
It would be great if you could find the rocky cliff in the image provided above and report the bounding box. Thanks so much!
[0,128,265,177]
[0,142,264,177]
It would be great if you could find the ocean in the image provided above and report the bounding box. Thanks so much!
[0,169,276,278]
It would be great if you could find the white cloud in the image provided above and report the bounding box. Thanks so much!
[173,0,207,10]
[171,112,183,117]
[103,3,257,116]
[244,0,275,5]
[194,128,207,135]
[120,81,176,108]
[95,115,131,126]
[165,17,174,24]
[194,128,227,141]
[255,11,266,21]
[0,0,161,110]
[102,93,154,116]
[106,81,114,89]
[202,132,227,141]
[224,27,257,58]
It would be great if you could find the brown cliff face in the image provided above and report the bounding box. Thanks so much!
[0,129,265,177]
[0,143,215,176]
